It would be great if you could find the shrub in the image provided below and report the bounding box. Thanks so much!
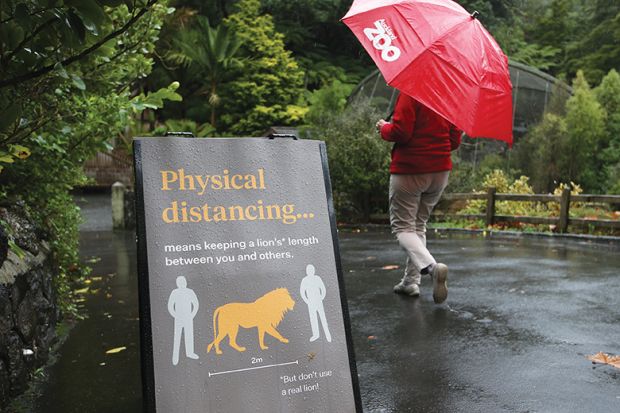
[306,99,391,222]
[0,1,173,316]
[458,169,600,231]
[221,0,307,135]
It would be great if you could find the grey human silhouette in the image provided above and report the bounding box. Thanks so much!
[300,264,332,342]
[167,276,200,366]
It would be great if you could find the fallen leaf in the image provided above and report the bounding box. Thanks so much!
[586,352,620,369]
[381,265,400,270]
[105,346,127,355]
[367,335,377,340]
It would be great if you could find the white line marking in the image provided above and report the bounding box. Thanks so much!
[208,360,299,377]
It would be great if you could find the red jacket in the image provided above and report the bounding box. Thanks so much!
[380,94,462,174]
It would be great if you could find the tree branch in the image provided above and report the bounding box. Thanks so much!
[0,6,55,25]
[93,10,153,72]
[0,0,159,90]
[1,17,57,68]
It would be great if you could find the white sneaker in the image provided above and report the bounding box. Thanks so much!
[431,263,448,304]
[393,275,420,297]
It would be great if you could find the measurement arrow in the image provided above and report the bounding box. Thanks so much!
[208,360,299,377]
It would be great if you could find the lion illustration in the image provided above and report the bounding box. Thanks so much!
[207,288,295,355]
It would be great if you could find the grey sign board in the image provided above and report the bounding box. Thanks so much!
[133,137,362,412]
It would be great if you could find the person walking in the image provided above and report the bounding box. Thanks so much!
[376,94,462,303]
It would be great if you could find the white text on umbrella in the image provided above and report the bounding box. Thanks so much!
[364,20,401,62]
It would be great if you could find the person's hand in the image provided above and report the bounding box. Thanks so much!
[376,119,387,133]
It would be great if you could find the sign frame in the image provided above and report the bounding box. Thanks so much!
[133,137,363,412]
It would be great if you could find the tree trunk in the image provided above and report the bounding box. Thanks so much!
[210,80,217,128]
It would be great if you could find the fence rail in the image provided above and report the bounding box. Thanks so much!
[437,188,620,232]
[83,150,133,187]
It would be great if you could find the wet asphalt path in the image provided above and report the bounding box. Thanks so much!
[33,194,141,413]
[343,230,620,413]
[32,194,620,412]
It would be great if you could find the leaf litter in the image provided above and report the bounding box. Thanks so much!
[105,347,127,355]
[586,352,620,369]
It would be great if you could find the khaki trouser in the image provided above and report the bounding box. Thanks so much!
[389,171,450,285]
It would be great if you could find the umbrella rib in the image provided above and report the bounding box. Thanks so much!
[392,4,470,50]
[423,48,508,93]
[392,5,427,48]
[390,13,476,82]
[414,12,471,53]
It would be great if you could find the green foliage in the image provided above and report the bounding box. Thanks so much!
[564,71,607,191]
[263,0,372,90]
[152,118,216,137]
[515,113,568,192]
[462,170,542,218]
[513,70,619,194]
[463,0,620,85]
[480,169,510,192]
[564,3,620,84]
[0,144,31,173]
[458,0,513,29]
[0,0,172,316]
[445,154,477,193]
[524,0,579,50]
[446,150,515,194]
[494,25,561,71]
[1,1,175,160]
[594,69,620,193]
[221,0,307,135]
[131,81,182,111]
[38,192,88,316]
[167,16,243,127]
[304,80,353,129]
[306,99,390,221]
[595,70,620,116]
[457,169,604,232]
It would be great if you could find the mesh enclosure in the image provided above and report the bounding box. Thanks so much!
[348,60,571,140]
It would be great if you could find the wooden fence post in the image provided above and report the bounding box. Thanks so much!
[112,182,125,230]
[486,187,496,227]
[558,188,571,233]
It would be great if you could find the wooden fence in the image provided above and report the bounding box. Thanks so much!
[437,188,620,232]
[83,150,133,187]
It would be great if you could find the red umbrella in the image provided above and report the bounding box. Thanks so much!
[342,0,513,145]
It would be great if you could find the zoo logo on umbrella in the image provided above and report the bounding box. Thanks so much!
[364,19,401,62]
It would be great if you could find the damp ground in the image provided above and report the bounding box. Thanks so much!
[27,194,620,412]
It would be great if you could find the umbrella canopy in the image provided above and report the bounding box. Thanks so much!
[342,0,513,145]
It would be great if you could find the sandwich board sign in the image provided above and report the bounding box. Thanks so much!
[133,137,362,412]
